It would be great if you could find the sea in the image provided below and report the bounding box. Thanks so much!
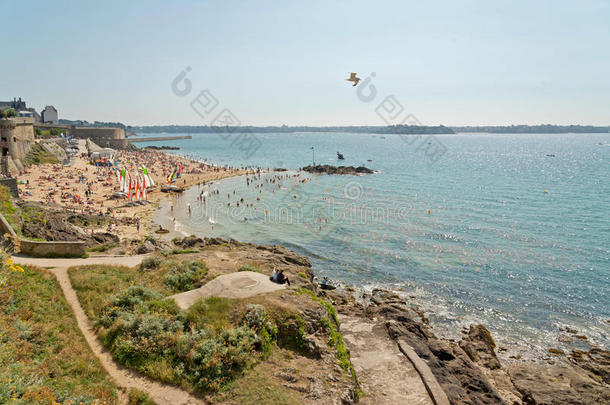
[137,131,610,358]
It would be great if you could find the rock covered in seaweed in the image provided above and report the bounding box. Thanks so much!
[301,165,375,175]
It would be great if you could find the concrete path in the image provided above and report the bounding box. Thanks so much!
[339,314,434,405]
[12,255,205,405]
[171,271,286,310]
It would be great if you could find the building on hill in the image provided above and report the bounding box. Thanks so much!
[0,98,41,123]
[0,97,26,111]
[0,117,35,176]
[41,105,58,124]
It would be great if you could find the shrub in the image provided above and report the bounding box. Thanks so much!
[164,260,207,292]
[139,255,163,271]
[128,388,156,405]
[96,285,260,393]
[186,326,256,391]
[241,304,277,354]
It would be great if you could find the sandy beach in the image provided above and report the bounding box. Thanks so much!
[15,140,247,242]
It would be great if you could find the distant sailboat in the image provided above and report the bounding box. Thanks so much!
[337,152,345,160]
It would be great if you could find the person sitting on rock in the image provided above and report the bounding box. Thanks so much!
[270,268,278,282]
[276,269,291,286]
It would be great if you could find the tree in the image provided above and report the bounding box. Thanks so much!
[0,109,6,119]
[5,108,18,118]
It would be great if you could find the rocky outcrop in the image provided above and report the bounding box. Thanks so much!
[171,236,315,283]
[507,363,610,405]
[569,347,610,384]
[301,165,375,175]
[459,324,502,370]
[325,285,610,405]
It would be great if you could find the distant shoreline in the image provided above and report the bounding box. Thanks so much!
[127,124,610,135]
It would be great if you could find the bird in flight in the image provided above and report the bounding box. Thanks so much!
[345,72,360,87]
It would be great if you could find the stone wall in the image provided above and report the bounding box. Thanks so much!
[0,209,85,257]
[0,178,18,198]
[41,140,67,161]
[71,127,131,149]
[20,240,86,258]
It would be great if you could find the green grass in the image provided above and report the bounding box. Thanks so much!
[297,272,307,279]
[69,263,173,319]
[23,143,59,165]
[68,260,354,397]
[0,185,20,235]
[186,296,232,332]
[160,248,200,256]
[238,264,260,272]
[0,262,117,403]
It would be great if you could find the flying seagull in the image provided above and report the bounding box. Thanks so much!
[345,72,360,87]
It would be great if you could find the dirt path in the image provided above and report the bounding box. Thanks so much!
[339,314,434,405]
[12,255,205,405]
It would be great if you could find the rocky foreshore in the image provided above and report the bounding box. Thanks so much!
[301,164,375,175]
[163,235,610,404]
[324,287,610,404]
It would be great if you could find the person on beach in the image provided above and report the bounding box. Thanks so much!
[278,270,291,286]
[270,269,290,286]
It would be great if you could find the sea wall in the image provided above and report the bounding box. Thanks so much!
[130,135,192,142]
[71,127,131,149]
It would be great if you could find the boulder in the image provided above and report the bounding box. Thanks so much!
[459,324,501,370]
[507,363,610,404]
[136,240,155,254]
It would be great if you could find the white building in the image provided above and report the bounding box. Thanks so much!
[41,105,58,124]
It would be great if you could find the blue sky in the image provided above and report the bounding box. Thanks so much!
[2,0,609,126]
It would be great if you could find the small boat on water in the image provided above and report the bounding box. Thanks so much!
[337,152,345,160]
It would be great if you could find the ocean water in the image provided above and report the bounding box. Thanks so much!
[138,131,610,356]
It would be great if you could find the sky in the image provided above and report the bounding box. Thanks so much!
[2,0,609,126]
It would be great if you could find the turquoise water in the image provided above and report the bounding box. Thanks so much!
[138,132,610,356]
